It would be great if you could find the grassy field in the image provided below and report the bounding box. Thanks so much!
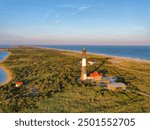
[0,46,150,112]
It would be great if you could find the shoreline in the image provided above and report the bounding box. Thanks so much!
[35,46,150,63]
[0,52,12,86]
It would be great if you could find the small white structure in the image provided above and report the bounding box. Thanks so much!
[107,82,126,91]
[88,60,96,65]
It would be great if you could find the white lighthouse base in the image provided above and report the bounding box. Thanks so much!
[81,74,87,80]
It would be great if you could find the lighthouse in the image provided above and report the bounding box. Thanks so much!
[80,48,87,80]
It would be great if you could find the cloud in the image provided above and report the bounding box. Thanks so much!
[57,3,91,11]
[52,4,91,24]
[63,6,91,18]
[58,4,91,10]
[1,31,150,45]
[63,5,91,16]
[78,6,91,11]
[41,4,92,24]
[132,26,146,31]
[57,4,78,9]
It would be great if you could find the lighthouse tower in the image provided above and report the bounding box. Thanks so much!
[80,48,87,80]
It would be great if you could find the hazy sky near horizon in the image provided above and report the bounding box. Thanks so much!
[0,0,150,45]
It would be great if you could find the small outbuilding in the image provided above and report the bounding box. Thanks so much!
[15,82,23,87]
[88,60,96,65]
[107,82,126,91]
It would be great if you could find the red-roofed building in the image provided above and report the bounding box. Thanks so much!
[88,72,103,81]
[15,82,23,87]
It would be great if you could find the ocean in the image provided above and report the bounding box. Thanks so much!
[38,45,150,60]
[0,51,9,84]
[0,45,14,48]
[0,68,7,84]
[0,51,9,61]
[0,45,150,60]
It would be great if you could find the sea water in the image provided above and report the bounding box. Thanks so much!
[0,51,9,84]
[38,45,150,60]
[0,68,7,84]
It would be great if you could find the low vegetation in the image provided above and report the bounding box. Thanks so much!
[0,46,150,112]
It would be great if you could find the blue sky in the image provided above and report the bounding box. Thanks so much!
[0,0,150,45]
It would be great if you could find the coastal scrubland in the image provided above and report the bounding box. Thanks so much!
[0,46,150,112]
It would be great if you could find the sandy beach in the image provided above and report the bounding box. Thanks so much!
[0,52,12,86]
[36,46,150,64]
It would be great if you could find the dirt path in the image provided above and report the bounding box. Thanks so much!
[139,91,150,98]
[117,66,150,76]
[117,66,150,97]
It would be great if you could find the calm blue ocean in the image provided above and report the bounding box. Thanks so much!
[0,51,9,61]
[38,45,150,60]
[0,45,13,48]
[0,68,7,84]
[0,51,9,84]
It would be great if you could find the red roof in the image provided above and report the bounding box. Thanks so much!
[90,72,103,77]
[16,82,23,85]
